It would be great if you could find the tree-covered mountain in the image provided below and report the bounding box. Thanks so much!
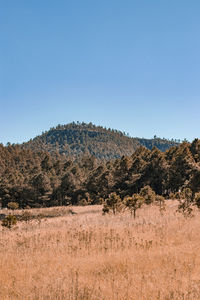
[21,122,179,160]
[2,122,192,209]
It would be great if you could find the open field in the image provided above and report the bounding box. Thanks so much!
[0,202,200,299]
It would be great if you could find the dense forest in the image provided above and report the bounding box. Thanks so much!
[1,136,200,209]
[21,122,179,160]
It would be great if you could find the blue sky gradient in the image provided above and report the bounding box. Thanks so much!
[1,0,200,144]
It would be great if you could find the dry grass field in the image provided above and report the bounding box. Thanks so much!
[0,202,200,299]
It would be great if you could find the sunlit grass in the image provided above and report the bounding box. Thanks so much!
[0,202,200,299]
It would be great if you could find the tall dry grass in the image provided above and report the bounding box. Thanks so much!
[0,202,200,299]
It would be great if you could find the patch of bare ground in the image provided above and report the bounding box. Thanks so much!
[0,201,200,299]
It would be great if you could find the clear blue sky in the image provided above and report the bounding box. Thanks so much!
[1,0,200,145]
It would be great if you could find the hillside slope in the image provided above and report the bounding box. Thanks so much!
[22,122,179,160]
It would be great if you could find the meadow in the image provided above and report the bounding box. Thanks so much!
[0,202,200,299]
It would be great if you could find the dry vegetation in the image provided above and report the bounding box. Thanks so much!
[1,202,200,299]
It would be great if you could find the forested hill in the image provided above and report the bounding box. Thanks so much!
[137,137,180,153]
[22,122,179,160]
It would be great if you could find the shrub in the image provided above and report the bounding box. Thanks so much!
[140,186,156,205]
[18,211,33,222]
[174,192,182,200]
[175,188,192,201]
[102,205,109,215]
[124,194,144,218]
[103,192,122,215]
[177,200,193,217]
[181,188,192,201]
[1,215,17,229]
[7,202,19,210]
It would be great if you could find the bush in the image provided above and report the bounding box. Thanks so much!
[18,211,33,222]
[175,188,192,201]
[174,192,182,200]
[181,188,192,201]
[124,194,144,218]
[103,192,122,215]
[102,205,109,215]
[177,200,193,217]
[1,215,17,229]
[140,186,156,205]
[7,202,19,210]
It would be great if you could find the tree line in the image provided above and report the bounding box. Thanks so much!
[0,138,200,209]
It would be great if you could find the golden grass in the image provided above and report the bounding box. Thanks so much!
[0,202,200,299]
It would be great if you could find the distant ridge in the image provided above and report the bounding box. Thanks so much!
[22,122,179,160]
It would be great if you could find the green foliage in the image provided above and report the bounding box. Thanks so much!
[177,188,193,218]
[7,202,19,210]
[177,200,193,218]
[194,192,200,209]
[22,122,178,160]
[174,192,182,200]
[103,192,122,215]
[140,186,156,205]
[0,133,200,210]
[167,143,194,193]
[102,205,110,215]
[175,188,193,201]
[1,215,17,229]
[181,188,193,201]
[124,194,144,218]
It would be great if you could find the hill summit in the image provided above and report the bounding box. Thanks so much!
[22,122,179,160]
